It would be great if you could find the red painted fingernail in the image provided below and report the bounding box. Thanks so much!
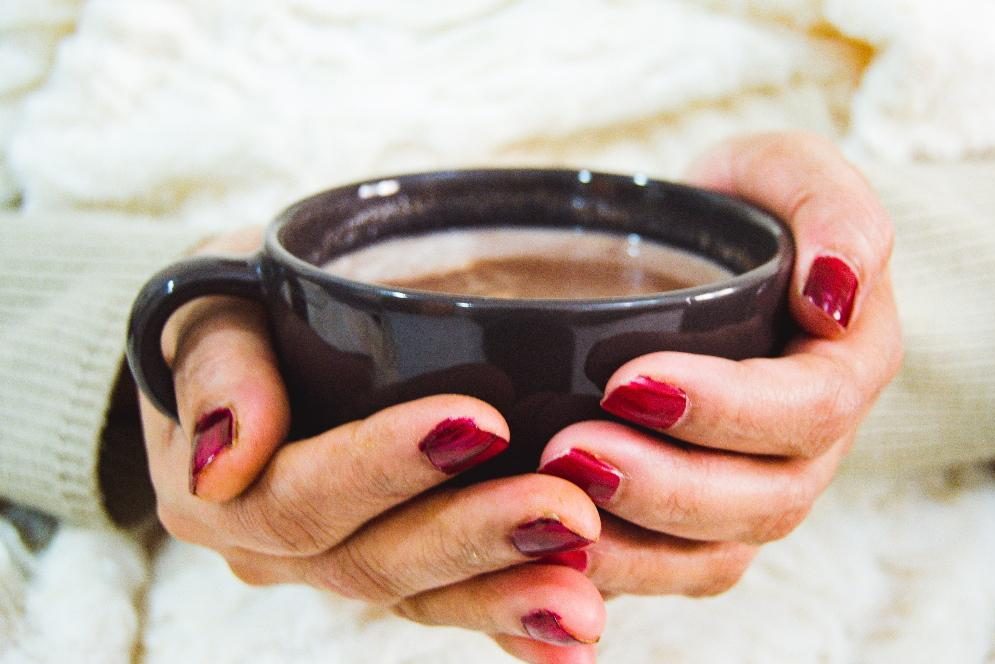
[190,407,234,494]
[522,609,597,645]
[512,518,593,557]
[601,376,688,429]
[535,550,589,573]
[539,449,622,507]
[803,255,858,328]
[418,417,509,474]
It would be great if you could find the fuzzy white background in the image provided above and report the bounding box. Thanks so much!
[2,0,995,662]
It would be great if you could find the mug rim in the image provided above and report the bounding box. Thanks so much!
[264,168,793,312]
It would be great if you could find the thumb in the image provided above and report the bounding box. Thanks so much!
[163,295,290,501]
[685,131,894,338]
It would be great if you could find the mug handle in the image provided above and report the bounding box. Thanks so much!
[126,255,265,420]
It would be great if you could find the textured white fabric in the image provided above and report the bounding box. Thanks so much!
[0,526,146,664]
[135,472,995,664]
[0,0,82,204]
[6,0,859,228]
[1,0,994,662]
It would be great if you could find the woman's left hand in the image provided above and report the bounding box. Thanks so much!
[532,132,903,599]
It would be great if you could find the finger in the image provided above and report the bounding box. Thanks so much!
[686,131,894,337]
[162,295,291,501]
[492,635,597,664]
[584,516,758,597]
[395,564,604,649]
[538,419,843,543]
[158,394,511,555]
[228,474,600,602]
[599,273,902,457]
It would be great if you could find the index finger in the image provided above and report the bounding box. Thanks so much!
[153,394,511,557]
[686,131,894,337]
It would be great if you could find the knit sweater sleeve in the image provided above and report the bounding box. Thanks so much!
[0,213,205,527]
[844,160,995,474]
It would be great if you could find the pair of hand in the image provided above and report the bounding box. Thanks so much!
[139,132,902,664]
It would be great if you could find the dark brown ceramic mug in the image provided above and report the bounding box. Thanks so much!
[127,169,794,480]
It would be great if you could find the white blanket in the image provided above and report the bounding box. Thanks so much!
[2,1,994,662]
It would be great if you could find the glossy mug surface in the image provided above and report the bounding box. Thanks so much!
[127,169,794,480]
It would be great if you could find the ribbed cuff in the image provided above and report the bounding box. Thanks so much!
[0,212,205,527]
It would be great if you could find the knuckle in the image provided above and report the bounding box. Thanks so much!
[346,421,418,502]
[233,477,331,556]
[434,521,487,574]
[792,364,859,459]
[352,456,410,506]
[690,543,756,597]
[752,503,811,543]
[756,132,893,271]
[729,398,778,452]
[749,481,815,543]
[318,544,403,604]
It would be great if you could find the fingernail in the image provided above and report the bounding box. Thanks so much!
[803,255,858,328]
[535,550,589,573]
[522,609,598,645]
[190,407,235,494]
[418,417,509,474]
[539,449,622,507]
[601,376,688,430]
[512,518,593,557]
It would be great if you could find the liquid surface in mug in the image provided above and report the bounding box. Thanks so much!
[321,227,732,299]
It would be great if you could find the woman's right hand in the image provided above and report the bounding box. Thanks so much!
[137,231,605,664]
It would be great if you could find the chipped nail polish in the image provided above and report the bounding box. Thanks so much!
[535,549,589,573]
[512,518,593,557]
[522,609,597,645]
[190,407,234,494]
[601,376,688,430]
[418,417,509,474]
[539,449,622,507]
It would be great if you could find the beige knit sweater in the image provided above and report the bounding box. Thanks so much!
[2,161,994,528]
[0,214,197,526]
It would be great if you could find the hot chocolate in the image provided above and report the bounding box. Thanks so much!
[322,227,731,299]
